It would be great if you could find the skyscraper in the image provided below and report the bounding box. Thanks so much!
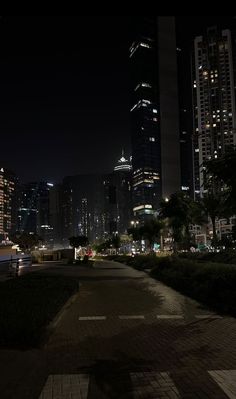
[193,27,236,198]
[176,44,194,196]
[62,174,104,242]
[50,183,64,244]
[81,198,89,237]
[103,152,132,237]
[0,167,17,239]
[130,17,180,223]
[18,182,38,234]
[18,182,53,242]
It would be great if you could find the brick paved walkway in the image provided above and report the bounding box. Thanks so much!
[1,260,236,398]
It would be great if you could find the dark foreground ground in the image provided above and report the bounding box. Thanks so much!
[0,259,236,398]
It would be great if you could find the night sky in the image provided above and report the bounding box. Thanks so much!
[0,16,234,183]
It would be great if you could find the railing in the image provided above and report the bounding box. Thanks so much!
[0,255,32,277]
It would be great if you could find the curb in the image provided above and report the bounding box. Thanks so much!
[43,290,80,348]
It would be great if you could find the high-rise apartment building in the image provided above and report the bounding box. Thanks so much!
[0,167,17,238]
[193,27,236,197]
[81,198,89,237]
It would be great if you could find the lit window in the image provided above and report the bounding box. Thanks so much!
[141,82,152,88]
[149,137,155,142]
[140,42,151,49]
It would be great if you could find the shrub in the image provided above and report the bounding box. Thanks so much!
[151,257,236,316]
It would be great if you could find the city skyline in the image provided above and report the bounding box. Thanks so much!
[1,16,235,183]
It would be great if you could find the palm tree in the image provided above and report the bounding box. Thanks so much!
[111,234,121,254]
[69,235,89,248]
[10,232,42,252]
[206,150,236,215]
[127,226,142,242]
[201,193,223,246]
[140,219,164,251]
[160,192,204,251]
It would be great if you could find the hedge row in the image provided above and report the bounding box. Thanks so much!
[106,254,236,316]
[150,257,236,316]
[106,254,158,270]
[178,250,236,265]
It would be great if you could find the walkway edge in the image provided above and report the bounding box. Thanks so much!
[43,290,80,348]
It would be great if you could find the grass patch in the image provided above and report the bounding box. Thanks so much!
[0,272,79,349]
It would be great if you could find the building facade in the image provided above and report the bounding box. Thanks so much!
[130,16,180,222]
[193,27,236,198]
[18,182,39,234]
[17,181,53,243]
[62,174,104,243]
[0,167,17,239]
[103,153,132,237]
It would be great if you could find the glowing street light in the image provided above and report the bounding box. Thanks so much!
[130,220,139,227]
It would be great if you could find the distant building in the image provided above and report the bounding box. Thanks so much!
[37,182,54,243]
[102,152,132,237]
[18,181,53,242]
[176,44,194,196]
[18,182,38,234]
[0,167,17,238]
[130,16,180,223]
[62,174,103,242]
[192,27,236,197]
[50,183,64,244]
[81,198,89,237]
[113,153,132,235]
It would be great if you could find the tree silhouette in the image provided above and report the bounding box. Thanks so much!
[10,232,42,251]
[69,235,89,248]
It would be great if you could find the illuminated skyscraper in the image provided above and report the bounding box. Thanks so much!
[103,152,132,237]
[62,174,103,242]
[18,182,38,234]
[0,167,17,238]
[130,16,180,222]
[18,181,53,242]
[193,27,236,197]
[81,198,89,237]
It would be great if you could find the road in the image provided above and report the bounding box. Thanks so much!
[1,259,236,398]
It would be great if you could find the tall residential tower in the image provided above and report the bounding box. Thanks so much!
[0,167,17,239]
[193,27,236,197]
